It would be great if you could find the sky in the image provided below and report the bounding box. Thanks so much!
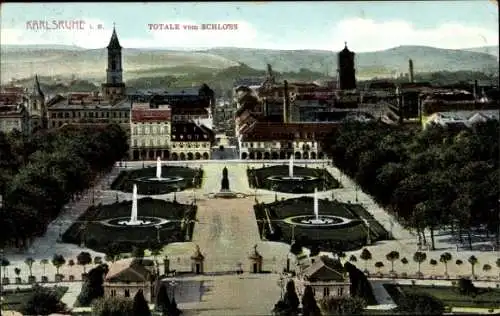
[1,1,498,52]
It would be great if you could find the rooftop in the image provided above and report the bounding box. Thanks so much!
[48,97,131,110]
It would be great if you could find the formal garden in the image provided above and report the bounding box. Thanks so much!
[384,279,500,309]
[111,165,204,195]
[247,165,340,193]
[2,285,69,314]
[62,197,197,253]
[254,196,389,252]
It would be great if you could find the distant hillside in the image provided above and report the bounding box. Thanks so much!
[1,44,498,83]
[463,45,499,59]
[202,45,499,76]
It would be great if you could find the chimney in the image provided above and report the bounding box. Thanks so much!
[473,80,478,100]
[283,80,289,123]
[408,59,414,83]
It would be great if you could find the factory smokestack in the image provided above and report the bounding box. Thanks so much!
[473,79,479,100]
[408,59,414,83]
[283,80,289,123]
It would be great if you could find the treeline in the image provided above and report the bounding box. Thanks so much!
[0,124,129,247]
[321,120,499,250]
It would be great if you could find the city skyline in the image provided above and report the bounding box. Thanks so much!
[0,1,498,52]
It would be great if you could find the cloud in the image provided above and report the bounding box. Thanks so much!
[327,18,499,52]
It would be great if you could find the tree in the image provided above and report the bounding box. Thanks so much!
[301,285,321,316]
[91,296,134,316]
[283,280,300,313]
[374,262,384,273]
[22,284,67,315]
[77,251,93,274]
[386,251,400,272]
[77,264,109,306]
[349,255,357,262]
[457,278,477,296]
[1,257,10,278]
[68,259,75,274]
[468,255,478,278]
[40,259,48,275]
[359,248,372,272]
[105,243,121,262]
[132,246,145,259]
[52,254,66,275]
[396,292,445,315]
[429,259,438,274]
[14,267,21,279]
[133,289,151,316]
[94,256,103,265]
[319,296,366,315]
[483,264,492,274]
[24,257,35,278]
[439,252,452,276]
[456,259,463,266]
[413,252,427,276]
[155,284,170,313]
[496,258,500,278]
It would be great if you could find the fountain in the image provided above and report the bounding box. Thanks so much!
[156,156,162,179]
[102,184,170,227]
[266,156,318,186]
[139,157,183,183]
[282,189,354,227]
[118,184,152,225]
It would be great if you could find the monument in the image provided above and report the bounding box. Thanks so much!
[221,166,230,191]
[212,166,239,199]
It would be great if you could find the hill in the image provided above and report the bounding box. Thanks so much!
[463,45,499,59]
[1,45,498,84]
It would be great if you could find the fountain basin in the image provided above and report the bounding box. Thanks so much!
[101,216,171,228]
[135,176,184,183]
[266,175,318,182]
[283,215,357,228]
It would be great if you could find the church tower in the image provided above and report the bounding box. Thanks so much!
[101,25,126,102]
[28,74,46,130]
[337,42,356,90]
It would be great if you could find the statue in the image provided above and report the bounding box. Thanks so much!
[221,166,230,191]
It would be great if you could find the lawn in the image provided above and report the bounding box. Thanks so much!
[384,284,500,309]
[62,197,197,253]
[247,165,340,193]
[1,286,68,312]
[255,196,390,252]
[111,165,203,195]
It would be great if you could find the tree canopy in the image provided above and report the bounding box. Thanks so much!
[322,120,499,250]
[0,124,129,248]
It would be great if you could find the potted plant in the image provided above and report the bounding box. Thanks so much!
[14,267,22,284]
[25,257,36,284]
[1,258,10,285]
[52,254,66,282]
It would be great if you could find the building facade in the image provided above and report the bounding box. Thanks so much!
[130,105,172,160]
[170,122,213,160]
[47,93,130,129]
[104,258,157,303]
[295,256,351,301]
